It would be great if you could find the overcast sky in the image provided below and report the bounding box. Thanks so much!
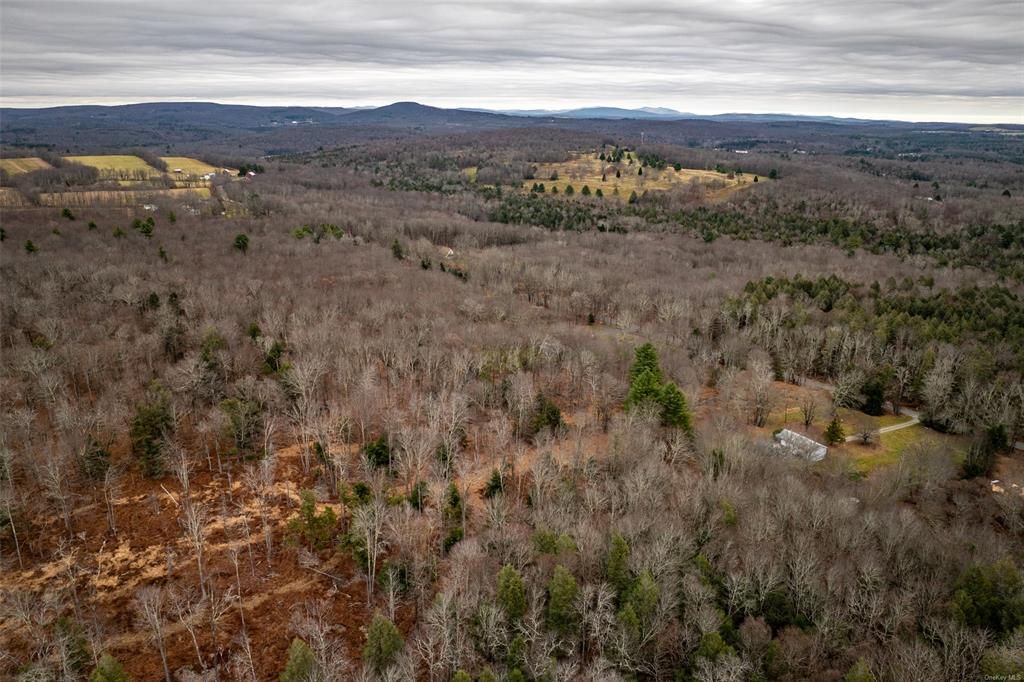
[2,0,1021,122]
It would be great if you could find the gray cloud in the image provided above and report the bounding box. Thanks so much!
[2,0,1021,121]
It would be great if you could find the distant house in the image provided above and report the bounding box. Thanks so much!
[773,429,827,462]
[173,168,183,174]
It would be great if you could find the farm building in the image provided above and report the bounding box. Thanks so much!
[773,429,827,462]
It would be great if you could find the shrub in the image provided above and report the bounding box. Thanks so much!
[408,480,428,510]
[89,653,132,682]
[233,233,249,254]
[843,658,876,682]
[219,397,263,457]
[363,434,391,468]
[482,468,504,498]
[287,490,337,550]
[528,393,564,438]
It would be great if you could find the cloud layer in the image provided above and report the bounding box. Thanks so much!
[2,0,1021,121]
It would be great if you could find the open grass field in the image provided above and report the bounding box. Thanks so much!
[0,157,54,175]
[65,154,164,178]
[843,424,968,474]
[161,156,225,176]
[38,187,211,207]
[523,151,755,201]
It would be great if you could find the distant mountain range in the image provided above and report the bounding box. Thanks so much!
[462,106,886,124]
[1,100,991,156]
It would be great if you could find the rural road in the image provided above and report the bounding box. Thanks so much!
[844,408,919,443]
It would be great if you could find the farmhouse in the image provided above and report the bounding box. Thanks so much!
[773,429,827,462]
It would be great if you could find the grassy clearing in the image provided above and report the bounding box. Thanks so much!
[161,156,225,176]
[523,152,754,201]
[845,424,967,474]
[65,155,164,178]
[0,157,53,175]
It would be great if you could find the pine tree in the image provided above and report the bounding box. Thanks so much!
[130,382,174,477]
[391,238,404,260]
[630,343,662,383]
[89,654,132,682]
[824,417,845,445]
[233,233,249,254]
[279,638,316,682]
[625,369,662,410]
[607,532,632,602]
[546,565,578,635]
[842,659,876,682]
[497,564,527,621]
[659,382,693,432]
[452,672,472,682]
[363,614,403,672]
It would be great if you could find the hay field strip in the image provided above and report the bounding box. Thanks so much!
[39,187,211,207]
[65,155,165,178]
[161,156,228,176]
[0,157,54,175]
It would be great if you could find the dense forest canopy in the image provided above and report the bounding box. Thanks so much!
[1,109,1023,681]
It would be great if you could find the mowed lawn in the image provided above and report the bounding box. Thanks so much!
[0,157,53,174]
[523,152,756,201]
[844,424,968,474]
[65,155,165,178]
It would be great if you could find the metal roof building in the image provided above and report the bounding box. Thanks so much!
[773,428,827,462]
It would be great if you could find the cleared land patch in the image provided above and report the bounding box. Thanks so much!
[0,157,54,175]
[161,156,227,177]
[523,151,755,201]
[65,154,164,179]
[39,187,211,207]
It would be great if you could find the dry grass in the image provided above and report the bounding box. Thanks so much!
[524,151,756,201]
[0,188,30,207]
[0,157,53,175]
[38,187,211,207]
[161,156,227,177]
[65,155,164,178]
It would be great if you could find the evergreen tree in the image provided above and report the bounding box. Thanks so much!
[824,417,845,445]
[659,382,693,432]
[497,564,527,621]
[630,343,662,383]
[842,659,876,682]
[391,238,404,260]
[233,233,249,254]
[607,532,632,602]
[452,672,472,682]
[280,638,316,682]
[581,185,591,196]
[625,369,662,410]
[628,190,638,204]
[89,654,132,682]
[546,565,578,635]
[130,382,174,477]
[363,614,403,672]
